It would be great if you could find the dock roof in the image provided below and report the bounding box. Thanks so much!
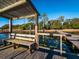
[0,0,39,19]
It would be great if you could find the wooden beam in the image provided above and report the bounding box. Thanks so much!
[27,0,40,16]
[34,14,39,48]
[0,0,26,13]
[12,14,36,20]
[0,15,10,19]
[1,14,13,18]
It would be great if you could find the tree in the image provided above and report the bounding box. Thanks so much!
[41,13,48,29]
[49,20,61,29]
[1,24,9,29]
[63,18,79,29]
[58,16,64,29]
[70,18,79,29]
[58,16,64,22]
[19,23,34,30]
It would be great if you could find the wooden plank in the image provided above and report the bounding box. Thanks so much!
[66,36,79,49]
[0,47,14,59]
[25,3,35,15]
[6,39,34,46]
[0,45,68,59]
[13,14,36,19]
[0,0,26,13]
[38,33,63,36]
[10,33,35,38]
[0,47,27,59]
[0,45,13,51]
[0,0,38,19]
[1,13,14,18]
[14,50,30,59]
[52,55,67,59]
[5,47,27,59]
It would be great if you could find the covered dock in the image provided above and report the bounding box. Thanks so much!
[0,0,79,59]
[0,0,40,50]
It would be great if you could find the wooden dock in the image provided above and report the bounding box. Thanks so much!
[0,46,27,59]
[66,36,79,49]
[57,31,79,50]
[0,45,79,59]
[0,45,67,59]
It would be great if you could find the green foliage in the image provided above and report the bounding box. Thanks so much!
[12,25,20,29]
[1,23,34,30]
[38,21,43,30]
[1,24,9,29]
[58,16,64,22]
[19,22,34,30]
[63,18,79,29]
[1,15,79,30]
[41,13,48,28]
[49,20,62,29]
[70,19,79,29]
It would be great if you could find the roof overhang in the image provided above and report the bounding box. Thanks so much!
[0,0,39,19]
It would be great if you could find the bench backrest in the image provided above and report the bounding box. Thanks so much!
[10,33,35,42]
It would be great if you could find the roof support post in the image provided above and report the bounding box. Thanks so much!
[9,18,12,38]
[34,14,39,48]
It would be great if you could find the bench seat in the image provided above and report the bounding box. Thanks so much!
[6,39,34,47]
[5,33,37,53]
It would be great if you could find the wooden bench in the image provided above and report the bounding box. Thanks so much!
[5,33,36,53]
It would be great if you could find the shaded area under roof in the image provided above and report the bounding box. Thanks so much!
[0,0,40,19]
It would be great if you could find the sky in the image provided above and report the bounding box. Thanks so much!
[0,0,79,27]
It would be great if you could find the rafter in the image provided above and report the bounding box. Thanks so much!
[13,14,36,20]
[0,0,26,13]
[0,0,39,19]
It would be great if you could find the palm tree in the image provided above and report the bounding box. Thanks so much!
[28,17,34,34]
[41,13,48,46]
[58,16,64,29]
[41,13,48,31]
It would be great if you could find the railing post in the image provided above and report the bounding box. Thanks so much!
[60,35,63,55]
[9,18,12,38]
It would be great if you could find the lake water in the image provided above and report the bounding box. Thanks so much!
[0,34,9,39]
[0,33,9,45]
[39,35,72,53]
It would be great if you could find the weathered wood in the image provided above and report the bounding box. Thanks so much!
[0,47,27,59]
[6,39,34,47]
[0,46,74,59]
[66,36,79,49]
[0,0,26,13]
[52,55,66,59]
[0,0,39,19]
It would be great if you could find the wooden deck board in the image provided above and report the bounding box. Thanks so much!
[0,47,27,59]
[28,51,47,59]
[58,31,79,49]
[0,45,13,50]
[52,55,66,59]
[66,36,79,49]
[14,49,66,59]
[14,50,30,59]
[0,47,67,59]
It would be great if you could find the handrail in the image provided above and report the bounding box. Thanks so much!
[10,33,35,38]
[38,33,63,36]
